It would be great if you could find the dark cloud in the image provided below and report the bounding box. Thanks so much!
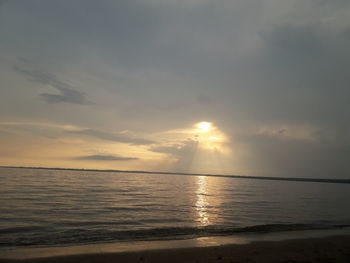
[75,154,138,161]
[253,19,350,126]
[260,21,350,67]
[261,24,321,55]
[151,139,198,171]
[151,139,198,157]
[13,64,90,105]
[68,129,155,145]
[40,87,88,105]
[235,133,350,178]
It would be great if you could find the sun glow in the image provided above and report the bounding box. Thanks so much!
[196,122,212,133]
[155,121,231,174]
[193,121,228,152]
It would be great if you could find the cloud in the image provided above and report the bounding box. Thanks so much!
[74,154,138,161]
[150,139,199,171]
[255,124,318,143]
[0,121,155,146]
[68,129,155,145]
[1,0,350,177]
[13,64,90,105]
[151,139,198,157]
[261,24,321,55]
[40,86,88,105]
[234,131,350,178]
[0,121,81,138]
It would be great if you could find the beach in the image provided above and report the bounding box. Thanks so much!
[1,235,350,263]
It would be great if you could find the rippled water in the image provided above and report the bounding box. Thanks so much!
[0,167,349,247]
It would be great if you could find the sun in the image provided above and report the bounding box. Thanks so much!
[196,122,212,133]
[191,121,229,153]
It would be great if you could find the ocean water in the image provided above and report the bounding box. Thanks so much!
[0,167,349,248]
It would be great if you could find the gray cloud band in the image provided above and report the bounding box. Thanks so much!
[13,64,90,105]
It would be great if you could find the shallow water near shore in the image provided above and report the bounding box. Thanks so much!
[1,167,350,250]
[2,227,350,260]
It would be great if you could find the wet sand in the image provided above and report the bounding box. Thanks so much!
[1,235,350,263]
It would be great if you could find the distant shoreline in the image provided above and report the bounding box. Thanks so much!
[1,165,349,185]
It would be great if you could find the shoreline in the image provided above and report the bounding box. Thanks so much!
[1,235,350,263]
[1,227,350,262]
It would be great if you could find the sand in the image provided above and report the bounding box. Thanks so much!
[1,235,350,263]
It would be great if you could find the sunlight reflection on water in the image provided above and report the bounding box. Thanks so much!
[196,176,210,226]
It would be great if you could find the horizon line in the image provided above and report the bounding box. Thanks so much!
[1,165,349,185]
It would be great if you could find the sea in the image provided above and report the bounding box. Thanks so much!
[1,167,349,249]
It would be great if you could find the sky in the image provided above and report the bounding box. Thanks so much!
[0,0,349,178]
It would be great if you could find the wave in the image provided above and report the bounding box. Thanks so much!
[1,223,349,248]
[0,226,49,234]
